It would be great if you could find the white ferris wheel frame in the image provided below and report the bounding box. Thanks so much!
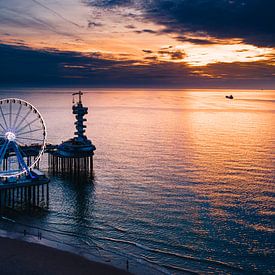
[0,98,47,178]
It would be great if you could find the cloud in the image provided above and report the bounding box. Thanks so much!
[84,0,275,47]
[142,49,153,54]
[83,0,134,8]
[198,59,275,85]
[134,29,158,34]
[0,43,274,88]
[169,50,185,60]
[125,24,136,29]
[0,43,195,86]
[87,20,103,28]
[144,56,158,61]
[175,36,216,45]
[144,0,275,47]
[158,48,186,60]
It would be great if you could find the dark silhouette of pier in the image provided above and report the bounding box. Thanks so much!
[0,145,50,210]
[0,176,49,210]
[47,91,96,175]
[0,92,95,211]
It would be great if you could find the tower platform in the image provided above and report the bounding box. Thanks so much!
[48,91,96,175]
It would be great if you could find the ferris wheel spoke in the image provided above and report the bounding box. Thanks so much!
[16,117,40,135]
[0,140,9,156]
[0,140,9,166]
[17,136,43,143]
[0,105,8,130]
[16,128,42,137]
[12,103,22,130]
[0,122,6,132]
[10,142,30,175]
[14,108,32,131]
[9,101,12,128]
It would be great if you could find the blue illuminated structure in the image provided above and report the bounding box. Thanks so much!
[0,98,46,179]
[0,98,49,209]
[0,140,34,178]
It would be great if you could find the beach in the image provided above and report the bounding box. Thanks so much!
[0,237,129,275]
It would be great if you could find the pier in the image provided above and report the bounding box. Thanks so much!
[0,145,50,210]
[0,174,49,210]
[0,98,49,210]
[48,91,96,175]
[0,93,96,211]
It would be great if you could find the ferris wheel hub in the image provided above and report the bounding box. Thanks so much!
[5,131,16,141]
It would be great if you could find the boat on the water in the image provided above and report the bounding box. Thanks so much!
[225,95,234,99]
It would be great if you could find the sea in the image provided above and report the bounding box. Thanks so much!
[0,88,274,274]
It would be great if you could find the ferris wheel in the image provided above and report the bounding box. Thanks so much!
[0,98,47,178]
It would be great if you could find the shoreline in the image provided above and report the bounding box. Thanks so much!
[0,225,167,275]
[0,235,130,275]
[0,227,131,275]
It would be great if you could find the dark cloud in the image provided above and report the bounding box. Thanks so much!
[134,29,158,34]
[144,0,275,47]
[158,49,186,60]
[0,43,274,88]
[170,50,185,60]
[200,59,275,81]
[0,43,129,85]
[87,20,103,28]
[0,43,196,86]
[142,49,153,54]
[84,0,275,47]
[236,49,249,52]
[83,0,133,8]
[175,36,215,45]
[125,24,136,29]
[0,38,27,47]
[144,56,158,61]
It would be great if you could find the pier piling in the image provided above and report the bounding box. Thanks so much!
[0,179,49,210]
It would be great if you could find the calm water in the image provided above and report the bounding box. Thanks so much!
[0,89,274,274]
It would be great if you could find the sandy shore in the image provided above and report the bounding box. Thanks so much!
[0,237,130,275]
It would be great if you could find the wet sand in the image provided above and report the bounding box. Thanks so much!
[0,237,129,275]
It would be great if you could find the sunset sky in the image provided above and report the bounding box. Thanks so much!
[0,0,274,87]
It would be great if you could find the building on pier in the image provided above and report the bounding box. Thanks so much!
[48,91,96,175]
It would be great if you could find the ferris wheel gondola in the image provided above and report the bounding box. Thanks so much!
[0,98,46,178]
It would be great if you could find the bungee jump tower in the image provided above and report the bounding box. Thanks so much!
[48,91,96,175]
